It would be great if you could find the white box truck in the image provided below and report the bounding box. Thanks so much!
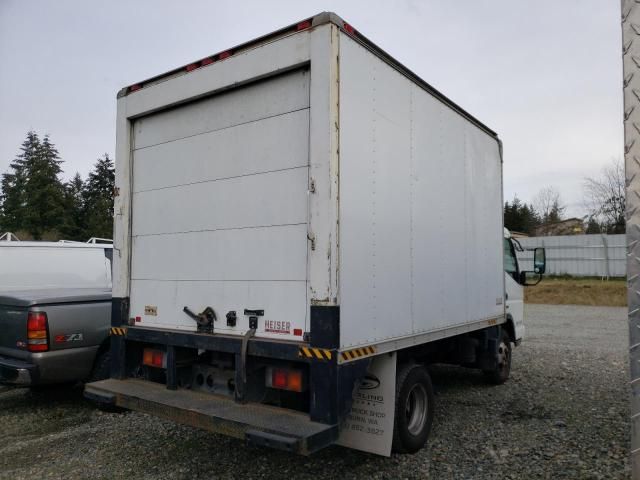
[85,12,545,456]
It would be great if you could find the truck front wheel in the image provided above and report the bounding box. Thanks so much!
[483,330,512,384]
[392,364,435,454]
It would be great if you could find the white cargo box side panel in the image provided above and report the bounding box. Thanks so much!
[129,68,311,338]
[338,33,504,349]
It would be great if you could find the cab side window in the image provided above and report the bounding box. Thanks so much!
[503,238,518,281]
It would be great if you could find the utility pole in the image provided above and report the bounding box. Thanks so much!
[622,0,640,476]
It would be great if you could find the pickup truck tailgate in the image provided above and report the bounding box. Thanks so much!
[0,304,26,355]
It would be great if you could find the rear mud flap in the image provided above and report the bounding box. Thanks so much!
[336,352,396,456]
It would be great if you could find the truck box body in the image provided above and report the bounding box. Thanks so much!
[92,13,506,456]
[115,15,503,352]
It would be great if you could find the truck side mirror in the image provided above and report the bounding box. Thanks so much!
[533,247,546,274]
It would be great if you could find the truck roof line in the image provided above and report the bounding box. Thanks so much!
[118,11,498,139]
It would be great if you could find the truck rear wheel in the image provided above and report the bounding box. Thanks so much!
[392,364,435,454]
[483,330,512,385]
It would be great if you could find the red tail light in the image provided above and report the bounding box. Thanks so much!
[27,311,48,352]
[265,367,305,392]
[143,348,166,368]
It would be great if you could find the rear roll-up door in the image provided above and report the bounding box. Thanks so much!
[128,69,311,339]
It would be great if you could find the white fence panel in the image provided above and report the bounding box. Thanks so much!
[516,234,626,277]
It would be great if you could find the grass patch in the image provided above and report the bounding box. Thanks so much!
[524,277,626,307]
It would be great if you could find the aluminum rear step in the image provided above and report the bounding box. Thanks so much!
[85,378,338,454]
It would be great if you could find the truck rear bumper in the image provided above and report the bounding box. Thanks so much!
[0,355,37,386]
[85,378,338,455]
[0,346,98,386]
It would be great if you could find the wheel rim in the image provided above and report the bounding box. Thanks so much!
[405,383,428,436]
[497,340,511,374]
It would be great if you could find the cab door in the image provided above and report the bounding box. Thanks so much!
[504,238,524,341]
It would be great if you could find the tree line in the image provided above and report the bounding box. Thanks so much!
[0,131,114,241]
[504,159,625,236]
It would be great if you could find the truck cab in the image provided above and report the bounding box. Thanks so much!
[503,228,546,343]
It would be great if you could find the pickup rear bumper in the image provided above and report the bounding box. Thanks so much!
[0,346,98,386]
[0,355,37,385]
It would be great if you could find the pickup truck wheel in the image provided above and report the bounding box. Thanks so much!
[87,350,125,413]
[392,364,435,454]
[483,330,512,385]
[89,349,111,382]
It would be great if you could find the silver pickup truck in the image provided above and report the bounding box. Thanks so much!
[0,288,111,386]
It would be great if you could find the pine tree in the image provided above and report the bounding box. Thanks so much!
[59,173,86,241]
[585,216,602,234]
[0,131,38,233]
[21,134,66,239]
[504,195,540,235]
[83,154,115,239]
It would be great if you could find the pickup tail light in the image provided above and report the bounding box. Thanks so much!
[265,367,306,392]
[27,312,49,352]
[143,348,166,368]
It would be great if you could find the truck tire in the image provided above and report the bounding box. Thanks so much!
[483,330,512,385]
[87,349,125,413]
[89,349,111,383]
[392,364,435,454]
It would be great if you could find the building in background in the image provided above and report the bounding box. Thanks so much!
[533,218,584,236]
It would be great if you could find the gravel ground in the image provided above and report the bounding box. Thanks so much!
[0,304,630,479]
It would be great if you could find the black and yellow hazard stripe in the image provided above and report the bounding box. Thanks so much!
[298,346,333,361]
[109,327,127,336]
[340,345,377,362]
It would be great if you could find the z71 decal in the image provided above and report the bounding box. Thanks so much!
[54,333,84,343]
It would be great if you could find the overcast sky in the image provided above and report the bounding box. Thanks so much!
[0,1,622,217]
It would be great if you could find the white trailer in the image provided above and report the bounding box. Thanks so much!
[86,12,545,456]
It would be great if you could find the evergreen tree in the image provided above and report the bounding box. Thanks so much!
[504,195,540,235]
[585,216,602,234]
[59,173,86,241]
[0,131,38,232]
[534,186,566,224]
[83,154,115,239]
[545,199,565,224]
[21,134,66,239]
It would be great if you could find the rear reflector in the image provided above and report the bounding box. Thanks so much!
[143,348,166,368]
[201,57,214,66]
[27,312,48,352]
[185,63,199,72]
[129,84,142,92]
[219,51,232,60]
[293,328,303,336]
[296,20,311,31]
[265,367,306,392]
[343,22,355,35]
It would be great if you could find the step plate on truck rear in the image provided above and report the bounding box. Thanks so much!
[85,379,337,454]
